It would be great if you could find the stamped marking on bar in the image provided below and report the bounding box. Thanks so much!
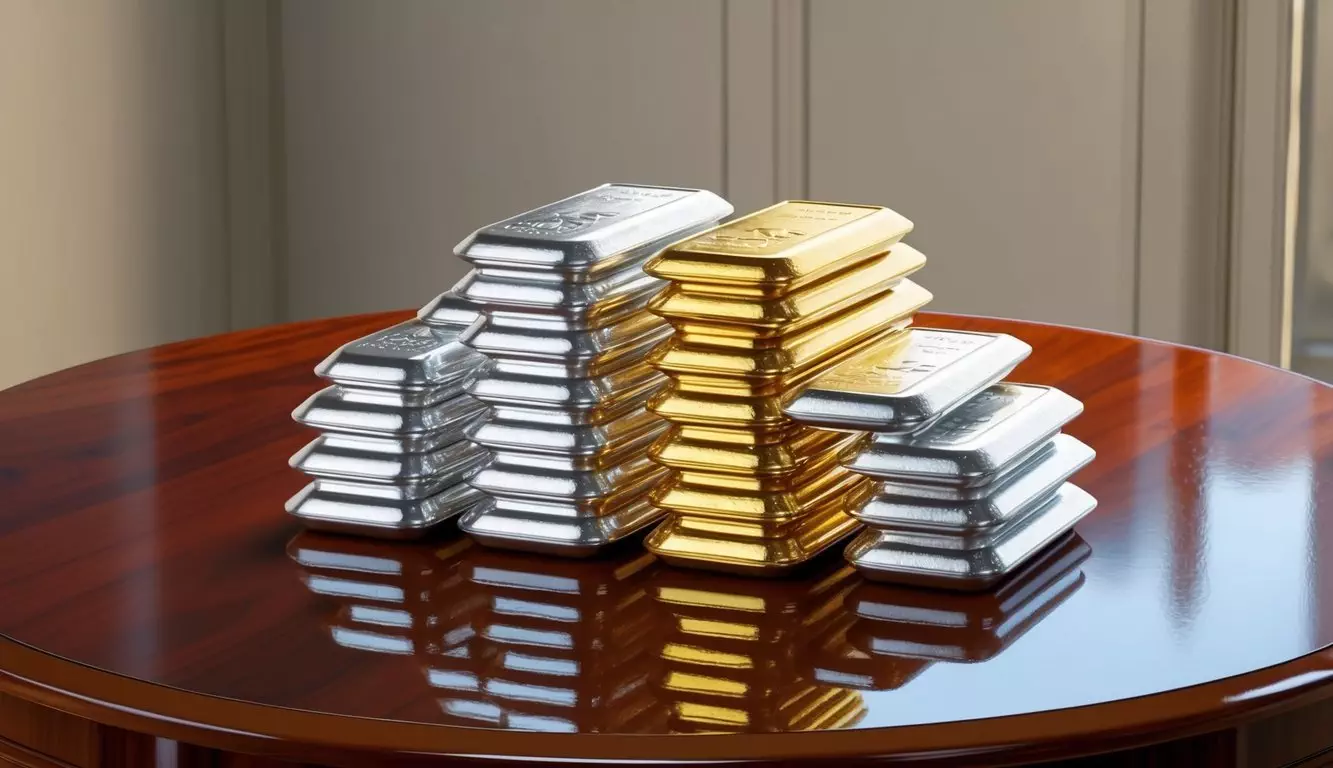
[920,386,1030,446]
[497,185,690,239]
[811,330,993,395]
[356,325,443,355]
[679,202,876,256]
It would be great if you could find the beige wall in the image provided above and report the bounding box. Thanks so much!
[277,0,1235,346]
[0,0,229,389]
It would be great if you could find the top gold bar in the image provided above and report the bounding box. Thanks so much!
[644,201,914,292]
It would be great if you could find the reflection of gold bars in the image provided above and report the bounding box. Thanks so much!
[643,200,929,575]
[652,563,866,732]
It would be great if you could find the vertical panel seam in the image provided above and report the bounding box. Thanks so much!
[1131,0,1146,337]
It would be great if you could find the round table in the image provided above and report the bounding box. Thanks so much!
[2,312,1333,768]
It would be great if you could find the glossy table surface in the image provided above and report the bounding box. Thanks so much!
[2,311,1333,765]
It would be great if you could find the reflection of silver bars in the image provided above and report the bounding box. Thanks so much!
[427,550,665,733]
[848,533,1089,663]
[448,184,733,555]
[287,319,490,538]
[784,329,1097,591]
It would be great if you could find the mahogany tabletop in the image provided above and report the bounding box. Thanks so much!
[2,311,1333,767]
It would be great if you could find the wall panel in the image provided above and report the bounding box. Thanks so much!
[806,0,1140,332]
[280,0,726,321]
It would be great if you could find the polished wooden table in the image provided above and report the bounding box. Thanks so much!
[3,311,1333,767]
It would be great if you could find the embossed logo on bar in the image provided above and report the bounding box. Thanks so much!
[357,325,442,355]
[680,202,875,256]
[498,185,690,239]
[811,331,993,394]
[922,385,1032,446]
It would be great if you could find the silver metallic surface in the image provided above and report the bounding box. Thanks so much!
[454,183,732,277]
[417,290,483,329]
[285,479,486,539]
[460,313,670,363]
[458,495,665,557]
[315,320,487,393]
[486,332,662,379]
[466,364,665,410]
[470,453,666,503]
[289,433,489,491]
[465,406,664,456]
[854,434,1095,530]
[845,483,1096,590]
[784,329,1031,433]
[454,259,662,319]
[844,384,1083,486]
[292,386,487,441]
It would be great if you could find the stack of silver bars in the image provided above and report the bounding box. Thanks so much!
[286,303,491,536]
[452,185,731,554]
[287,182,1096,591]
[784,328,1097,589]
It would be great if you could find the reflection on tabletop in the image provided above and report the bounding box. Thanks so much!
[285,531,1089,734]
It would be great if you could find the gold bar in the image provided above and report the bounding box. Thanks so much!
[675,423,805,446]
[650,282,928,379]
[649,244,925,333]
[652,467,871,520]
[650,428,861,476]
[645,201,913,295]
[646,489,869,575]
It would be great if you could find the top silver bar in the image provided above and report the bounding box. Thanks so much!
[454,183,733,276]
[315,320,488,392]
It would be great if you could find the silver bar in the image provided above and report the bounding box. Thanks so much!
[485,333,662,378]
[784,328,1031,433]
[417,290,484,329]
[469,454,666,503]
[315,320,487,393]
[460,313,670,364]
[459,496,665,557]
[286,479,487,539]
[455,183,732,277]
[465,407,665,457]
[290,433,489,489]
[466,365,665,411]
[854,434,1095,530]
[844,384,1083,486]
[292,386,486,440]
[845,483,1096,590]
[453,261,662,321]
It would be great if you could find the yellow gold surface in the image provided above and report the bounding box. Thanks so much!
[648,388,794,427]
[645,493,866,575]
[656,434,858,491]
[645,201,913,294]
[674,423,805,446]
[650,282,928,379]
[664,321,914,397]
[649,244,925,333]
[650,428,861,476]
[652,467,872,520]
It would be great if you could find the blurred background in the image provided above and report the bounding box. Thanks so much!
[0,0,1327,388]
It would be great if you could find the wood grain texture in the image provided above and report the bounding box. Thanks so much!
[0,311,1332,766]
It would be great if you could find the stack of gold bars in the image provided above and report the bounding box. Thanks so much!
[641,201,931,575]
